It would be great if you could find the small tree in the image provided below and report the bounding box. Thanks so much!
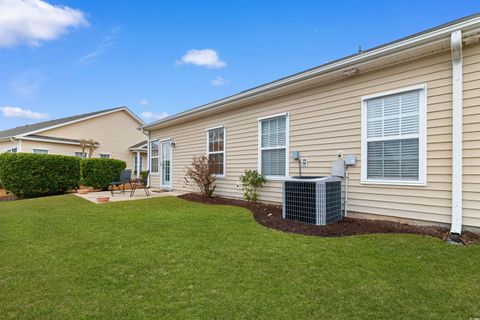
[80,138,98,158]
[240,169,267,203]
[184,155,217,197]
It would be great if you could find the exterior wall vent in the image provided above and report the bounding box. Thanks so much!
[282,176,342,225]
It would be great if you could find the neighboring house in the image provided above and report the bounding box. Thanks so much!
[0,107,147,176]
[142,14,480,232]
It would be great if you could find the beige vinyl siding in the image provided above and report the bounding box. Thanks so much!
[462,43,480,227]
[39,110,147,170]
[149,43,480,228]
[20,140,83,156]
[0,141,18,152]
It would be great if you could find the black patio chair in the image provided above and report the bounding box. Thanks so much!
[109,169,132,196]
[130,170,150,197]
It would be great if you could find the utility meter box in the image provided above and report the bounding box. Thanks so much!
[344,154,357,166]
[331,160,345,177]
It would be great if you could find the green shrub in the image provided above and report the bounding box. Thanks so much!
[240,169,267,203]
[80,158,126,190]
[0,153,80,199]
[140,170,149,185]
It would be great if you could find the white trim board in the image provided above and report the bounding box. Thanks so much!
[257,113,290,180]
[360,84,427,186]
[205,125,226,178]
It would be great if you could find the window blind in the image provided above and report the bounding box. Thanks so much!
[366,90,420,181]
[260,116,286,176]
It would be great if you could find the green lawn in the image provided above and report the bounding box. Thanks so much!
[0,195,479,319]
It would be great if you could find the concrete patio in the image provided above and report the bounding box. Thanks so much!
[75,189,185,203]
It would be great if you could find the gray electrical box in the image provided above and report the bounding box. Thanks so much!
[290,150,300,160]
[331,160,345,177]
[344,154,357,166]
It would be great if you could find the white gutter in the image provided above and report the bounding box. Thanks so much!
[450,30,463,234]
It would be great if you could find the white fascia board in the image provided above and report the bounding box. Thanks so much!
[142,16,480,131]
[18,136,81,146]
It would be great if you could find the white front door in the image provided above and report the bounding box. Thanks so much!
[160,141,172,188]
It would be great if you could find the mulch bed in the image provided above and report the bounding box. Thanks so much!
[179,193,480,245]
[0,189,15,202]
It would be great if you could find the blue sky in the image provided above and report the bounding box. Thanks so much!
[0,0,478,130]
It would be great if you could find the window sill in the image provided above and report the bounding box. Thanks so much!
[213,174,225,179]
[361,179,426,187]
[265,175,288,181]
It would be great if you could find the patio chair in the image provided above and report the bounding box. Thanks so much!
[130,170,150,197]
[109,169,132,196]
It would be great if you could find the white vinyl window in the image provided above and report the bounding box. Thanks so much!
[206,126,225,176]
[74,152,86,158]
[149,140,159,174]
[361,85,426,185]
[134,155,143,172]
[32,149,49,154]
[99,154,110,159]
[6,148,17,153]
[259,113,288,177]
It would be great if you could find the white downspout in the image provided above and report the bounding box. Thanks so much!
[450,30,463,234]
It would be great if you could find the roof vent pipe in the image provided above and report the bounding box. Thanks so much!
[450,30,463,235]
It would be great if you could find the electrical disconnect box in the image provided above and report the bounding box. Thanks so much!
[331,160,345,177]
[344,154,357,166]
[291,151,300,160]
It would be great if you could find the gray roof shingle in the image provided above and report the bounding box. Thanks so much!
[129,140,148,149]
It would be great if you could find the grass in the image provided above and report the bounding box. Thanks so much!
[0,195,479,319]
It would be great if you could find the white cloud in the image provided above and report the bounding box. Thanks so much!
[0,106,49,119]
[0,0,88,47]
[140,111,169,121]
[139,98,149,106]
[177,49,226,69]
[10,70,46,96]
[210,76,229,86]
[78,26,119,64]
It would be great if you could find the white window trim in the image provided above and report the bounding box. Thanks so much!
[99,153,111,158]
[148,139,160,175]
[159,139,173,188]
[74,152,87,158]
[205,125,226,178]
[257,112,289,180]
[32,148,50,154]
[4,147,18,153]
[134,154,143,172]
[361,84,427,186]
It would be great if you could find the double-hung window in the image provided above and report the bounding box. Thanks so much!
[259,114,288,177]
[206,126,225,176]
[149,140,159,174]
[134,155,143,172]
[362,86,426,185]
[33,149,49,154]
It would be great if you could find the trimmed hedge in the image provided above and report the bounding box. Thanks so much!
[0,153,80,199]
[80,158,126,190]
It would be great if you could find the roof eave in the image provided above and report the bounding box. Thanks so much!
[142,14,480,131]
